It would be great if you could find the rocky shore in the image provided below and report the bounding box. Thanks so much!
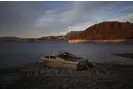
[0,62,133,89]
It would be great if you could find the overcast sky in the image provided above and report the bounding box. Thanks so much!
[0,1,133,38]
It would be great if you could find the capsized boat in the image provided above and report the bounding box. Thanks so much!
[40,52,93,70]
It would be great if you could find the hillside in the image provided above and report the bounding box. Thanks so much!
[74,21,133,40]
[65,31,82,40]
[1,21,133,43]
[0,36,65,42]
[37,36,65,41]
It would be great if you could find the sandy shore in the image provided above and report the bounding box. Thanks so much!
[0,62,133,89]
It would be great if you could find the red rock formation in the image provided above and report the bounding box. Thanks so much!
[75,21,133,40]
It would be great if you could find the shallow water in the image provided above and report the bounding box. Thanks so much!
[0,41,133,68]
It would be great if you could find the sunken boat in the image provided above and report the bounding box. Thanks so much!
[40,52,93,70]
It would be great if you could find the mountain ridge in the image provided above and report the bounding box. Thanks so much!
[1,21,133,43]
[74,21,133,40]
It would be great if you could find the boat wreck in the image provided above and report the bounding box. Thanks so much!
[40,52,93,70]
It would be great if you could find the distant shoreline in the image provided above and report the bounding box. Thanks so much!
[68,39,133,44]
[1,39,133,44]
[0,40,67,43]
[113,53,133,59]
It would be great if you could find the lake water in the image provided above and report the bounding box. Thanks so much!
[0,41,133,68]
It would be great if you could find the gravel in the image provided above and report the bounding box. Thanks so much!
[0,62,133,89]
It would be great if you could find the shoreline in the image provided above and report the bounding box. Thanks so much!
[113,53,133,59]
[68,39,133,44]
[0,40,67,43]
[1,39,133,44]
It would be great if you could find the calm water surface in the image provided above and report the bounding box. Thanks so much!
[0,41,133,68]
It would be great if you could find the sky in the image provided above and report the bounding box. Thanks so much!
[0,1,133,38]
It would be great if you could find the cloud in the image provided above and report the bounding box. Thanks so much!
[34,2,118,35]
[0,1,133,38]
[34,1,133,36]
[112,13,133,23]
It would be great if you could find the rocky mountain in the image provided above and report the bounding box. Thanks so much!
[65,31,82,40]
[74,21,133,40]
[1,21,133,43]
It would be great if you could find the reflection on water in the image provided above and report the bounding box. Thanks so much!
[0,41,133,68]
